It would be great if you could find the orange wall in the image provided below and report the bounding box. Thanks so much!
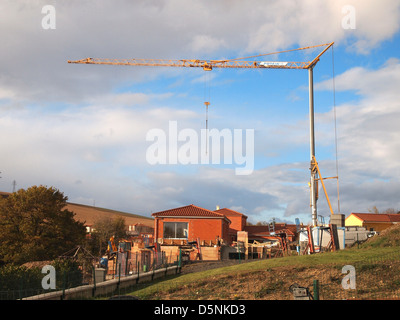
[155,217,230,243]
[227,215,246,232]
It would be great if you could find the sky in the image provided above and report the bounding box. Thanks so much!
[1,0,400,225]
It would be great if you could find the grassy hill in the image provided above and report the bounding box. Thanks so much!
[126,224,400,300]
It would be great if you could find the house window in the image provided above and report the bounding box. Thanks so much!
[163,222,188,239]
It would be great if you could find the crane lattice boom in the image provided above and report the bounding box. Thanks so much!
[68,42,334,71]
[68,57,310,70]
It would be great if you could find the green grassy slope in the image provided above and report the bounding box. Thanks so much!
[123,224,400,300]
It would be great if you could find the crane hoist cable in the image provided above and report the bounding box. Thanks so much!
[331,44,340,214]
[204,71,211,155]
[204,101,210,155]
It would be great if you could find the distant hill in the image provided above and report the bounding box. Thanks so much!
[0,191,154,228]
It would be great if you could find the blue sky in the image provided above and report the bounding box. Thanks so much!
[1,1,400,225]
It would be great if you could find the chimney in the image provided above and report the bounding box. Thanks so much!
[216,205,220,210]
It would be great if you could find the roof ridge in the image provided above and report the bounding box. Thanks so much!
[191,204,226,216]
[350,212,400,223]
[214,207,248,218]
[151,204,194,215]
[151,204,227,218]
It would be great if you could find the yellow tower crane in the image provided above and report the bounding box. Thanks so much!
[68,42,337,226]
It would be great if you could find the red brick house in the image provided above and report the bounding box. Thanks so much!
[152,204,299,260]
[214,207,248,243]
[152,204,231,245]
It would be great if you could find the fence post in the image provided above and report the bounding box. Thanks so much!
[136,260,140,284]
[118,264,121,284]
[18,278,23,300]
[92,266,96,298]
[313,280,319,300]
[125,253,128,276]
[62,271,66,300]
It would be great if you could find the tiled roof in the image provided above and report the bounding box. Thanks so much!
[152,204,228,219]
[0,191,154,228]
[349,213,400,223]
[215,208,248,219]
[65,202,154,227]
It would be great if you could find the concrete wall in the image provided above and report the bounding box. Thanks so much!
[345,226,369,246]
[23,265,179,300]
[330,214,345,227]
[221,246,237,260]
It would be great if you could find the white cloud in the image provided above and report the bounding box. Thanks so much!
[189,35,227,54]
[0,1,399,223]
[318,58,400,110]
[1,0,399,105]
[313,59,400,214]
[245,0,400,54]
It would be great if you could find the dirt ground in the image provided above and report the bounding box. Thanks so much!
[157,263,338,300]
[150,258,400,300]
[179,260,250,275]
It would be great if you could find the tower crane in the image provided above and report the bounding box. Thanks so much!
[68,42,336,227]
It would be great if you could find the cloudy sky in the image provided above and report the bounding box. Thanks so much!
[1,0,399,225]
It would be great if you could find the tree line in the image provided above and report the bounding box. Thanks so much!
[0,185,128,267]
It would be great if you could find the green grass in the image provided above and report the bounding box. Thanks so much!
[123,246,400,299]
[102,225,400,299]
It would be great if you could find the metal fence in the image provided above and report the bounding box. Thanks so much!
[106,250,179,279]
[0,268,86,300]
[0,250,181,300]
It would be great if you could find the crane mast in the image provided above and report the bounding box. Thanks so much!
[69,42,335,226]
